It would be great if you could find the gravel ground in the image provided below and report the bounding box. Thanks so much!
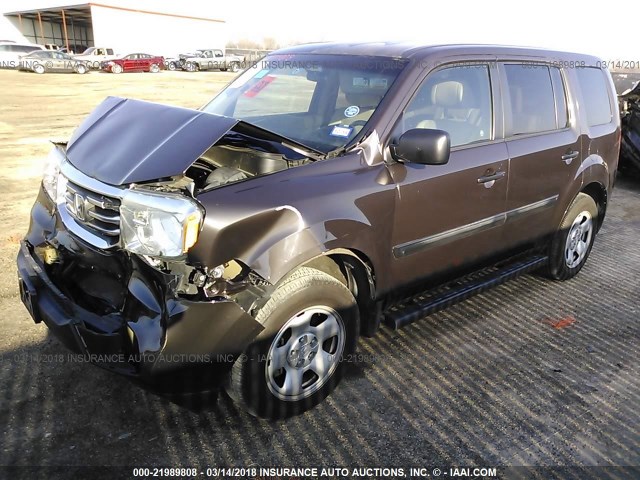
[0,69,638,479]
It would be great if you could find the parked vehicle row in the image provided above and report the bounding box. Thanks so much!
[2,41,243,74]
[14,49,165,75]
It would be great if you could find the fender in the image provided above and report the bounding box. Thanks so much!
[189,150,397,290]
[244,220,384,287]
[578,153,610,189]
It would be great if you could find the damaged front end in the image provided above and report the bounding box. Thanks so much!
[614,74,640,173]
[17,96,314,383]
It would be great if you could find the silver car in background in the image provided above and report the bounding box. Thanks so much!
[19,50,90,74]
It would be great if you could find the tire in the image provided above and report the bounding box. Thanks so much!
[149,63,160,73]
[225,267,359,419]
[186,62,199,72]
[33,64,45,74]
[76,64,87,74]
[167,62,176,71]
[544,193,598,280]
[230,62,240,73]
[111,63,123,74]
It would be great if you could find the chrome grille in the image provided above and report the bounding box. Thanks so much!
[64,181,121,246]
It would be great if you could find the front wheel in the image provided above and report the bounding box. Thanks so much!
[75,64,87,74]
[225,267,359,418]
[544,193,598,280]
[149,63,160,73]
[111,63,123,74]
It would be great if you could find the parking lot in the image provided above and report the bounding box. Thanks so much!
[0,68,638,474]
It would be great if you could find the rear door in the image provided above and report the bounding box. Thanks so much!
[388,61,510,285]
[138,54,150,70]
[500,62,582,248]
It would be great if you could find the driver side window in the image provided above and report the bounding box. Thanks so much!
[401,64,493,147]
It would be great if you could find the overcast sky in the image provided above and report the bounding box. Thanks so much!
[216,0,634,60]
[2,0,635,60]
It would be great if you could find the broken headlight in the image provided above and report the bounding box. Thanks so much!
[120,189,203,259]
[42,146,67,203]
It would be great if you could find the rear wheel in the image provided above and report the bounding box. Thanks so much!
[544,193,598,280]
[33,64,45,74]
[225,267,359,418]
[229,62,240,73]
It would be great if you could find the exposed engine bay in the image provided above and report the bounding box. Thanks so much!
[185,129,312,193]
[123,127,315,306]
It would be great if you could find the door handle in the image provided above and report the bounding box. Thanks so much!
[477,171,506,184]
[561,151,580,164]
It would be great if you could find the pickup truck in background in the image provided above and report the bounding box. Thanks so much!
[180,48,243,72]
[73,47,118,68]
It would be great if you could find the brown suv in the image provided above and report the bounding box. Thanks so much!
[17,43,620,418]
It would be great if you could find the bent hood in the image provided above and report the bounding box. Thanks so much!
[65,96,238,185]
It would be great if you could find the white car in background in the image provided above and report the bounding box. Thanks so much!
[0,41,45,69]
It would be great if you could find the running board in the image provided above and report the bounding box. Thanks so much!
[385,255,548,330]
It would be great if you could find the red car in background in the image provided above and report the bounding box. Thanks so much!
[102,53,165,73]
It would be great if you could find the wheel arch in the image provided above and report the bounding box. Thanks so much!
[580,181,608,232]
[293,249,381,337]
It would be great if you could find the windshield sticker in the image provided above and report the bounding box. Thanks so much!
[254,69,270,79]
[330,125,353,138]
[370,77,388,88]
[344,106,360,118]
[243,75,275,98]
[353,77,369,87]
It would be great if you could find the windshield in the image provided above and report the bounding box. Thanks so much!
[82,47,95,54]
[202,54,407,153]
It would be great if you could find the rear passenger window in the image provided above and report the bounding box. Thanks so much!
[402,65,493,147]
[575,67,612,127]
[504,64,556,135]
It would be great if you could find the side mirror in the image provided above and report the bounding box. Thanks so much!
[391,128,451,165]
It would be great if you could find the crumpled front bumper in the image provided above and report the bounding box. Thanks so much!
[16,186,264,384]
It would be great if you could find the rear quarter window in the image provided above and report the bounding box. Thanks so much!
[575,67,612,127]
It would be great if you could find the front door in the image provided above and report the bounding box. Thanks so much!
[388,63,509,286]
[123,54,137,72]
